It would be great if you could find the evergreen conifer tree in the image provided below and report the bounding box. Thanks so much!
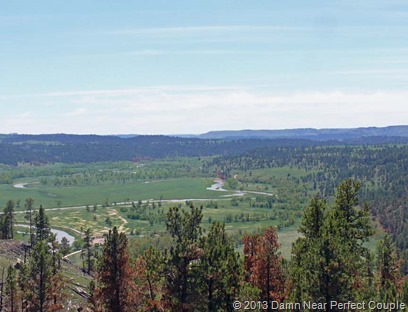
[244,226,285,311]
[94,226,136,312]
[134,247,165,311]
[290,196,326,305]
[1,200,15,239]
[5,265,19,312]
[290,179,373,309]
[60,237,71,256]
[82,228,94,275]
[26,240,52,312]
[34,205,51,243]
[25,209,65,311]
[200,221,241,312]
[24,197,35,247]
[163,205,203,312]
[376,235,402,302]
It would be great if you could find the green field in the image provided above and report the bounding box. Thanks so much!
[1,177,237,209]
[0,156,392,311]
[2,159,387,262]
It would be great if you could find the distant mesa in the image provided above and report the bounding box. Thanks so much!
[196,125,408,141]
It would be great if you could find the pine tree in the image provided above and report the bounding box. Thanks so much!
[401,280,408,306]
[24,197,35,247]
[243,234,258,279]
[4,265,19,312]
[134,247,165,311]
[376,235,402,302]
[290,180,373,309]
[324,179,373,302]
[290,196,326,306]
[18,263,29,312]
[0,267,4,311]
[94,226,136,312]
[1,200,15,239]
[163,205,203,312]
[82,228,94,275]
[88,280,103,312]
[331,179,373,245]
[26,240,52,312]
[0,214,10,239]
[244,227,285,311]
[25,208,65,311]
[49,233,62,275]
[200,222,241,312]
[60,237,71,256]
[299,195,326,240]
[34,205,51,243]
[377,235,401,287]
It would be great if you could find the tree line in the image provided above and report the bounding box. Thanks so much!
[2,133,406,165]
[0,135,317,165]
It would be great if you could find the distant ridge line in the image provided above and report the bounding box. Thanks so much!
[196,125,408,140]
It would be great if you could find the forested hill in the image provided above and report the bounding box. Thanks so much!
[0,134,311,165]
[0,134,318,165]
[198,125,408,140]
[1,133,408,165]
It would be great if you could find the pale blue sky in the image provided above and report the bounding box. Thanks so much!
[1,1,408,134]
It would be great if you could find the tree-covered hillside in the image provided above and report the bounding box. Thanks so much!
[208,144,408,272]
[1,133,408,165]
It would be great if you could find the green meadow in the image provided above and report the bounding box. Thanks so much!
[3,159,387,261]
[2,177,234,210]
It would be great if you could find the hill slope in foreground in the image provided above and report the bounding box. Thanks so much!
[0,240,91,309]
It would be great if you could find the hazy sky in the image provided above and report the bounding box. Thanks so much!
[1,1,408,134]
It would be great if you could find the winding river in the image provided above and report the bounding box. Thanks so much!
[16,224,75,244]
[206,179,227,191]
[11,177,273,247]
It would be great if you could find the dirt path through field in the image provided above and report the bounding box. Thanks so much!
[107,209,128,233]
